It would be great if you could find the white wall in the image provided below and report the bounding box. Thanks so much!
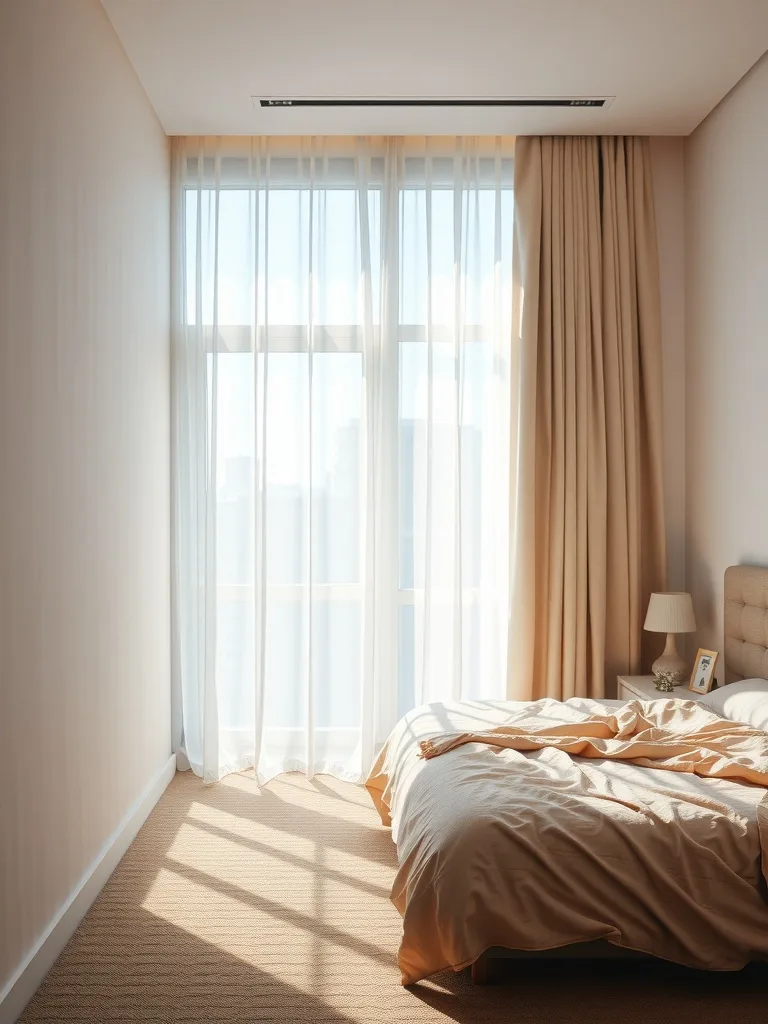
[684,53,768,653]
[650,137,687,594]
[0,0,170,1002]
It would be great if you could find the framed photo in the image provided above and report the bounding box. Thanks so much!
[689,648,719,694]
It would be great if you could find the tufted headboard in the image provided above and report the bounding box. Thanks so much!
[723,565,768,683]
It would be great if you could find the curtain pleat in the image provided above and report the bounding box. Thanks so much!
[509,136,665,701]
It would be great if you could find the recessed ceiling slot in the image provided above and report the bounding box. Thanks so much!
[257,97,610,108]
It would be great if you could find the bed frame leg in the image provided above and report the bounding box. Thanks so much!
[470,953,490,985]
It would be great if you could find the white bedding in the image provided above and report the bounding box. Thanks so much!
[366,698,768,984]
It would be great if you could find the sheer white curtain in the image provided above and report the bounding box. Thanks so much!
[171,136,514,783]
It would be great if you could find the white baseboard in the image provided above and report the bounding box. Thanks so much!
[0,754,177,1024]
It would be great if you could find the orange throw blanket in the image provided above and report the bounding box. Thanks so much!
[419,698,768,786]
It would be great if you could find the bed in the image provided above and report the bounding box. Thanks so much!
[365,564,768,985]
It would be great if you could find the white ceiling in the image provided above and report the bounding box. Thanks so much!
[101,0,768,136]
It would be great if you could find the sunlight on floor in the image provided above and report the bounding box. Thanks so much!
[139,772,401,1000]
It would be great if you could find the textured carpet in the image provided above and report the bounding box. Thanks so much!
[20,771,768,1023]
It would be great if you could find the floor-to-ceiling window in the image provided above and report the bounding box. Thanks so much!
[173,137,513,782]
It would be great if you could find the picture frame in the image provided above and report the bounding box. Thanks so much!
[689,648,719,694]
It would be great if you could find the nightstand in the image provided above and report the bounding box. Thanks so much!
[616,674,708,703]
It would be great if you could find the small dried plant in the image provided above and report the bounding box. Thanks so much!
[653,669,678,692]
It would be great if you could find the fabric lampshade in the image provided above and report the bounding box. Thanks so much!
[644,592,696,634]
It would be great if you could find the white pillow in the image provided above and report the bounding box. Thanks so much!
[700,678,768,731]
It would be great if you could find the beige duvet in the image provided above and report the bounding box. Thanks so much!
[365,697,768,985]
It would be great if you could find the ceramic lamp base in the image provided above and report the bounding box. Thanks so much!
[651,632,686,682]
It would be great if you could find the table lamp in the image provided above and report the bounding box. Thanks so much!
[643,592,697,681]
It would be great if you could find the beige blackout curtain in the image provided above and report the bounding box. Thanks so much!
[509,136,666,700]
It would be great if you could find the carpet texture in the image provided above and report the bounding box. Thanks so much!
[20,771,768,1023]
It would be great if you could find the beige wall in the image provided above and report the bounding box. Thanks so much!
[684,53,768,655]
[650,137,687,594]
[0,0,170,997]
